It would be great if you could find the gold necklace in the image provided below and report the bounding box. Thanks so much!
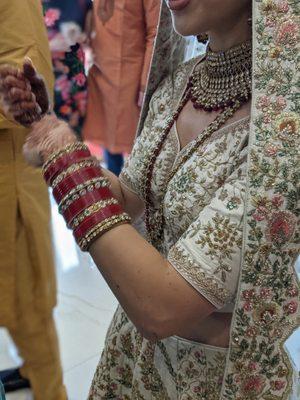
[189,41,252,112]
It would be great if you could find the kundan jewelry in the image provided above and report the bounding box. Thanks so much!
[189,41,252,111]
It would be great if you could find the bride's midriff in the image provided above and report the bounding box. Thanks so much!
[178,312,233,348]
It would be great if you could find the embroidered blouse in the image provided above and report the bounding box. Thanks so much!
[120,58,250,311]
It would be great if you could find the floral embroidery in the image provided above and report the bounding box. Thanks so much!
[168,245,229,308]
[221,1,299,399]
[195,214,243,283]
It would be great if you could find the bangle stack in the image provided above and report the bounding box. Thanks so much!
[43,143,131,251]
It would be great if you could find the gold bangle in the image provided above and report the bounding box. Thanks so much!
[52,159,99,188]
[59,177,110,213]
[78,213,131,251]
[43,142,88,172]
[69,198,119,229]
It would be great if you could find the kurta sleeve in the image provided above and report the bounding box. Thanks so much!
[140,0,160,91]
[168,152,248,310]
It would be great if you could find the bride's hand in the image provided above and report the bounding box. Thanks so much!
[0,60,77,166]
[23,114,77,167]
[0,58,50,126]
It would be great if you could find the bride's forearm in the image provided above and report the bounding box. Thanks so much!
[89,223,214,342]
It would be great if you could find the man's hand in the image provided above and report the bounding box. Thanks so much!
[97,0,115,24]
[0,58,50,127]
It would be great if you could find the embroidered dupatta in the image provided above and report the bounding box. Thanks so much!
[138,1,300,399]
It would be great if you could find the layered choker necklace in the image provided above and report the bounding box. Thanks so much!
[189,41,252,112]
[143,40,252,247]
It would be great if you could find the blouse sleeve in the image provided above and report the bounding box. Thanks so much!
[167,151,248,310]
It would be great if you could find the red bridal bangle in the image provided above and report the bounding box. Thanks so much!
[73,203,123,241]
[43,142,88,170]
[78,213,131,251]
[44,148,91,185]
[58,177,109,213]
[53,166,104,203]
[63,187,114,226]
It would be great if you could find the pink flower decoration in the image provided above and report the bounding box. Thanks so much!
[248,362,257,371]
[276,96,287,109]
[44,8,61,27]
[257,95,271,109]
[243,301,253,312]
[77,47,85,63]
[73,72,86,87]
[276,20,299,46]
[253,212,265,222]
[266,18,276,28]
[271,194,284,208]
[246,326,257,337]
[264,145,278,157]
[284,300,298,314]
[277,1,289,13]
[266,211,297,244]
[274,380,286,390]
[288,286,299,297]
[56,75,71,92]
[241,375,265,395]
[260,287,272,299]
[242,289,255,300]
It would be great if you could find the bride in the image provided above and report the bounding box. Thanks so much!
[0,0,298,399]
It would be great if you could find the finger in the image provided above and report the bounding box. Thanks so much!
[9,101,40,115]
[0,75,30,91]
[15,109,41,124]
[5,87,35,104]
[23,58,41,86]
[0,65,24,80]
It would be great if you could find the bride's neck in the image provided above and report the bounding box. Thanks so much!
[208,17,252,52]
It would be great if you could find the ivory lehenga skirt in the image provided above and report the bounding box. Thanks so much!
[88,306,228,400]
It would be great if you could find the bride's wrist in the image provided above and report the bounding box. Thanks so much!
[43,143,131,251]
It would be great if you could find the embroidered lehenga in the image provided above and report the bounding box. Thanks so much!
[89,1,299,399]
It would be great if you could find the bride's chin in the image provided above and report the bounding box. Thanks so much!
[172,20,201,37]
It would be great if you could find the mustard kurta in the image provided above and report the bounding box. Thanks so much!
[0,0,55,329]
[0,3,67,399]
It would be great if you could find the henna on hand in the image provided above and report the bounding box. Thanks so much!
[0,59,50,127]
[0,64,41,126]
[23,58,50,116]
[23,114,77,167]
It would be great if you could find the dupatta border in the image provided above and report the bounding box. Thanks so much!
[221,1,299,399]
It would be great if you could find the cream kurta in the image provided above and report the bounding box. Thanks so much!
[89,58,250,399]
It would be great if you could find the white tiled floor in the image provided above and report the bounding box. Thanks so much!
[0,197,299,400]
[0,197,117,400]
